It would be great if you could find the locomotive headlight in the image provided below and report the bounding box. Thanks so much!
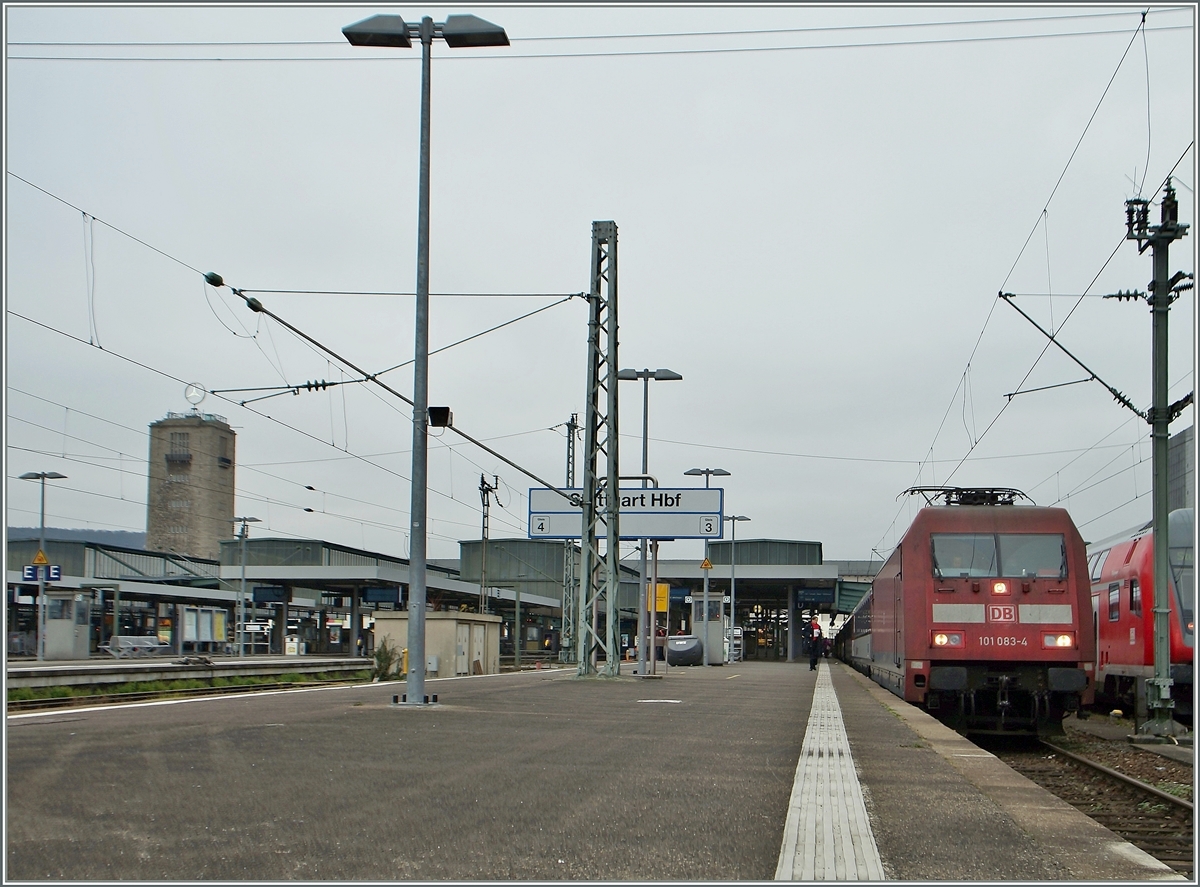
[991,581,1009,595]
[932,632,964,647]
[1042,632,1074,648]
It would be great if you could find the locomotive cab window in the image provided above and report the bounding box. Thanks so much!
[1169,542,1193,636]
[931,534,997,578]
[997,534,1066,579]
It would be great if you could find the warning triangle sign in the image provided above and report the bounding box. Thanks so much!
[700,558,713,570]
[32,550,49,566]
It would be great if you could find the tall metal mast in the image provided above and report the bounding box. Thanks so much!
[478,474,498,615]
[1123,181,1190,736]
[561,413,579,664]
[577,221,622,676]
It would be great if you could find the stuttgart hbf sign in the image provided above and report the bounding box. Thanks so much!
[528,487,723,540]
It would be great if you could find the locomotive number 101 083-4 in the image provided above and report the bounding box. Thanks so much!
[978,636,1028,647]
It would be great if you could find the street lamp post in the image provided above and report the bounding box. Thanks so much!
[684,467,729,666]
[617,368,683,677]
[724,515,750,663]
[344,12,509,705]
[234,516,261,657]
[20,471,67,662]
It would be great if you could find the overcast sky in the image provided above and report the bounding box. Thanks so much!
[4,4,1196,567]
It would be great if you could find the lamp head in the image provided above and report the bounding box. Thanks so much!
[343,14,413,48]
[441,14,509,47]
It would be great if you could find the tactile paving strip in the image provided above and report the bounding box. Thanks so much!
[775,662,886,881]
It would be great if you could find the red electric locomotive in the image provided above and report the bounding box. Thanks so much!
[1086,507,1194,722]
[839,487,1095,735]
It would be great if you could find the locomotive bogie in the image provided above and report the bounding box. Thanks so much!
[923,665,1085,734]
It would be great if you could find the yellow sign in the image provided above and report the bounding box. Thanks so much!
[647,583,669,613]
[32,550,48,566]
[700,558,713,570]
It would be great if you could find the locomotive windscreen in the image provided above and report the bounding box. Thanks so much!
[931,534,997,578]
[932,533,1066,579]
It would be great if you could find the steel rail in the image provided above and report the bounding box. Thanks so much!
[1041,738,1193,811]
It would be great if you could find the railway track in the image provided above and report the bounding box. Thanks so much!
[6,678,365,713]
[993,739,1193,877]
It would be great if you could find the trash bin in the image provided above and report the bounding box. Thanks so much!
[666,635,703,666]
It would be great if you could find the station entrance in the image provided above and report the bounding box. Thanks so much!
[652,538,870,665]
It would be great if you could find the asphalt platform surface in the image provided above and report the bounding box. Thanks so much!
[7,662,812,881]
[6,660,1182,881]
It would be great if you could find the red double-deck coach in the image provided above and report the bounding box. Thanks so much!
[1086,507,1193,723]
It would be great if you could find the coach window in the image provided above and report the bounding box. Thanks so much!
[1129,578,1142,617]
[1107,583,1121,621]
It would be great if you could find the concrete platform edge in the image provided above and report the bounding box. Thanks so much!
[835,662,1186,882]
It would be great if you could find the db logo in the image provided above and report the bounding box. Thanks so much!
[988,605,1016,623]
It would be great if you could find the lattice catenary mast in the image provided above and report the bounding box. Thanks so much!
[560,413,579,664]
[577,222,622,676]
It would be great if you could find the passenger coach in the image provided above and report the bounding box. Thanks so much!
[837,487,1095,735]
[1087,507,1193,722]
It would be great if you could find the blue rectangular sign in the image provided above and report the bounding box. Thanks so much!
[22,565,62,582]
[252,585,289,604]
[363,586,401,604]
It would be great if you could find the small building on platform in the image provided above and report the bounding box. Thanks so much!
[372,611,502,677]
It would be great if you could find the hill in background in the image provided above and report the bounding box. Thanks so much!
[7,527,147,549]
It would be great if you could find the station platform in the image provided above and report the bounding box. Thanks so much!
[4,658,1186,880]
[5,653,370,689]
[1066,710,1195,765]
